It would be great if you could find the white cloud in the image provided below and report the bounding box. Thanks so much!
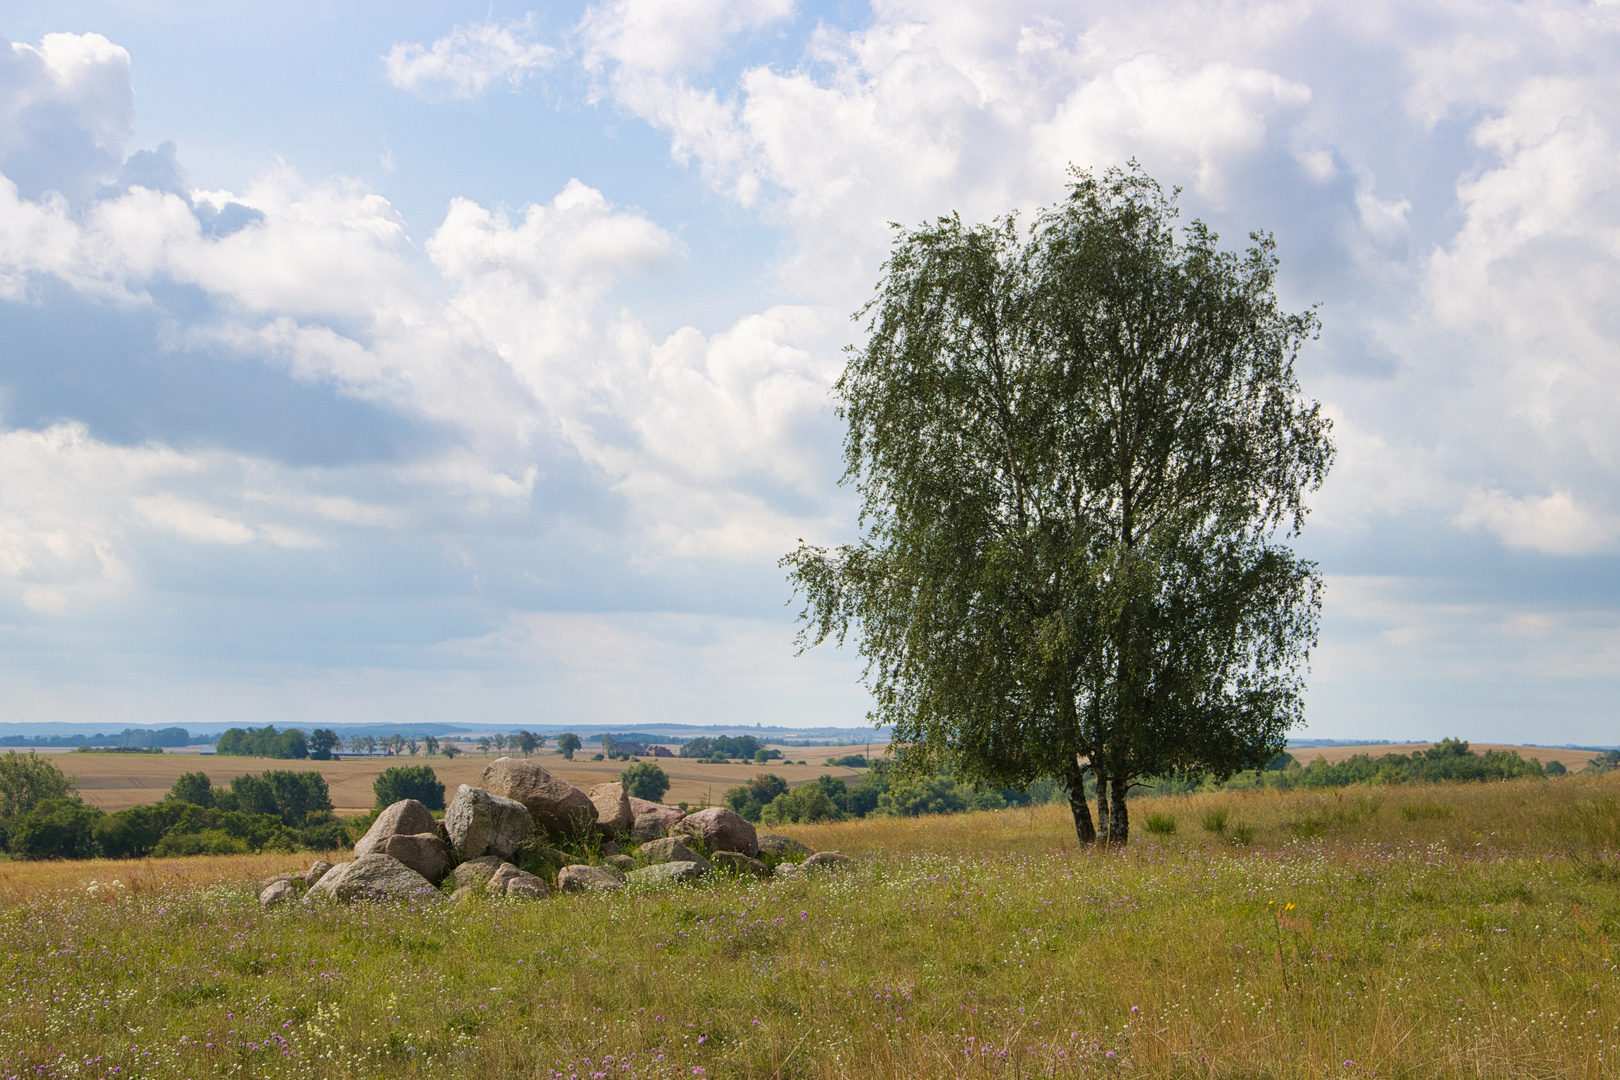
[0,32,132,202]
[384,17,556,99]
[1454,489,1620,556]
[580,0,796,76]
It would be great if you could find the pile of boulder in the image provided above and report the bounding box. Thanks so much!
[260,757,852,906]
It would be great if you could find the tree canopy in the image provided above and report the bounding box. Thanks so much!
[785,165,1332,845]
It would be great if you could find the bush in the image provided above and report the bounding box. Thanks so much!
[1144,812,1178,835]
[0,751,78,846]
[168,771,214,807]
[1202,808,1229,833]
[1544,759,1568,776]
[724,774,789,822]
[154,829,251,857]
[96,802,188,858]
[9,798,103,859]
[295,811,352,851]
[826,755,868,768]
[229,770,333,825]
[620,762,671,802]
[373,765,444,810]
[759,784,843,825]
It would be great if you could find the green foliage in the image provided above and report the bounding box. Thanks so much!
[620,761,671,802]
[215,725,309,759]
[783,165,1332,846]
[373,765,445,810]
[9,798,103,859]
[557,733,582,761]
[724,774,790,822]
[153,829,252,857]
[516,730,541,757]
[308,729,341,760]
[826,754,869,768]
[759,784,843,825]
[679,735,761,760]
[1201,807,1229,833]
[1544,759,1567,776]
[223,770,332,825]
[0,750,78,844]
[1144,812,1178,835]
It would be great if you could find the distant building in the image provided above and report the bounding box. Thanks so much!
[649,745,674,757]
[616,741,648,757]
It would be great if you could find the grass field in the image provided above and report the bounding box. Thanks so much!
[3,771,1618,1079]
[53,745,879,814]
[1285,743,1605,771]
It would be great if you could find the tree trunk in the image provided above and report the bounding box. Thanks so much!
[1066,767,1096,844]
[1108,776,1129,846]
[1095,776,1110,845]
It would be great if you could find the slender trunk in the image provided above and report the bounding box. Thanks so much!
[1066,766,1096,844]
[1095,775,1111,846]
[1108,776,1129,846]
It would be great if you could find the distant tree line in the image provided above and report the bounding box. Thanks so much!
[0,727,195,748]
[678,736,780,762]
[0,751,349,860]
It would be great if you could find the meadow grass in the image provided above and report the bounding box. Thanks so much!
[2,773,1617,1080]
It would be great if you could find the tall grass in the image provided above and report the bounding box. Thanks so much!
[2,773,1617,1079]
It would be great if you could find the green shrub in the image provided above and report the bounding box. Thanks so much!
[1228,823,1256,846]
[168,771,214,807]
[761,784,843,825]
[1144,812,1177,835]
[1544,760,1567,776]
[154,829,251,857]
[373,765,444,810]
[620,762,671,802]
[9,798,104,859]
[725,775,789,822]
[1201,808,1229,833]
[229,770,333,825]
[0,750,78,846]
[215,725,308,759]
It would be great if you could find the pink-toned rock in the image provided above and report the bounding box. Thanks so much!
[803,851,853,872]
[628,797,684,824]
[485,862,550,899]
[380,833,452,883]
[673,807,758,857]
[557,864,626,893]
[589,782,634,837]
[479,758,596,840]
[353,800,438,857]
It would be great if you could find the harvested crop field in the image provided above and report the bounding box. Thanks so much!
[52,746,877,813]
[1286,742,1604,770]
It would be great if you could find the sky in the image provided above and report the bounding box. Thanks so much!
[0,0,1617,744]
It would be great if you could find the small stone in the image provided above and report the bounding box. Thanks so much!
[449,886,476,902]
[626,861,709,887]
[260,872,298,890]
[711,851,770,877]
[557,864,626,893]
[486,862,550,899]
[260,880,297,906]
[304,860,334,886]
[803,851,853,871]
[755,833,813,861]
[453,855,504,890]
[606,854,635,873]
[636,837,711,870]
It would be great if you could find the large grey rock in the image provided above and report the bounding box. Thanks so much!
[353,800,438,857]
[711,851,770,878]
[756,833,813,861]
[260,880,297,906]
[674,807,758,857]
[303,860,334,886]
[444,785,533,860]
[381,833,452,883]
[306,854,445,903]
[803,851,853,872]
[636,837,711,870]
[626,861,708,887]
[479,758,596,839]
[589,783,634,837]
[631,812,670,843]
[486,862,550,899]
[557,864,626,893]
[606,854,635,873]
[452,855,504,890]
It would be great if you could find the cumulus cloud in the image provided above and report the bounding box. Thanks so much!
[0,32,132,203]
[384,17,557,99]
